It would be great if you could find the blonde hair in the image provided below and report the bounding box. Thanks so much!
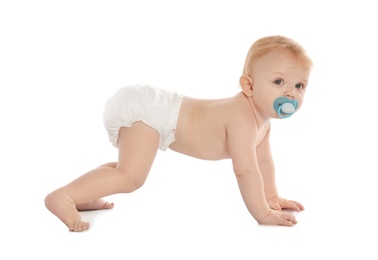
[242,35,313,77]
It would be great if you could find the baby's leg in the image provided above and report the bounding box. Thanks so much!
[45,122,160,232]
[75,162,116,211]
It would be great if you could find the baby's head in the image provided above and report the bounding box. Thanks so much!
[241,36,313,119]
[242,35,313,78]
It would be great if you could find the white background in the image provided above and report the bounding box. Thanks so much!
[1,0,377,259]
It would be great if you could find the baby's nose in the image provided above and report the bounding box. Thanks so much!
[285,87,295,99]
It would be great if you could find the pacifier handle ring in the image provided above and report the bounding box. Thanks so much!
[278,105,293,119]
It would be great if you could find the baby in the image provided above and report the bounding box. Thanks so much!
[45,35,313,232]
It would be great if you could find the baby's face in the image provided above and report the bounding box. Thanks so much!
[251,50,310,119]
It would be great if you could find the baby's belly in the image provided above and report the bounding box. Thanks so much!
[169,132,230,160]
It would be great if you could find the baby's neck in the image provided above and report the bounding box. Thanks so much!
[241,93,270,130]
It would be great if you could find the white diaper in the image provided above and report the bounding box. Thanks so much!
[103,84,183,151]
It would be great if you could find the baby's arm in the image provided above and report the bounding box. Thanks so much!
[255,125,278,202]
[227,122,297,226]
[257,125,304,212]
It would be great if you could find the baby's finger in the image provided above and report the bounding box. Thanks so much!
[281,201,301,211]
[280,220,295,226]
[287,202,301,211]
[288,200,304,210]
[281,212,297,225]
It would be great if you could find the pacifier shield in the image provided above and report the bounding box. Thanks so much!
[273,97,298,118]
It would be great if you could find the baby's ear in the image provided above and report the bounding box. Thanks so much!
[240,75,253,97]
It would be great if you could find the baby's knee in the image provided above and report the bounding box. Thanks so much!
[117,171,146,193]
[128,177,146,192]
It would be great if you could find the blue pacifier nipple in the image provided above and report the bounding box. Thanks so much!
[273,97,298,119]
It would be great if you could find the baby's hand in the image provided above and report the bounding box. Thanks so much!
[267,196,304,212]
[258,209,297,226]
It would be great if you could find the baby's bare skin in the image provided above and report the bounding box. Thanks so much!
[45,179,114,231]
[45,92,298,231]
[45,37,310,231]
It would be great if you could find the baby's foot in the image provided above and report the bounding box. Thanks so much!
[45,190,89,232]
[76,199,114,211]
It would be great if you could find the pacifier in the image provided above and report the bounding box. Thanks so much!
[273,97,298,119]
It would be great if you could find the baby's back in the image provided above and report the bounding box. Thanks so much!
[169,95,237,160]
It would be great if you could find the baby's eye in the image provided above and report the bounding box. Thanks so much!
[295,83,304,90]
[274,79,284,85]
